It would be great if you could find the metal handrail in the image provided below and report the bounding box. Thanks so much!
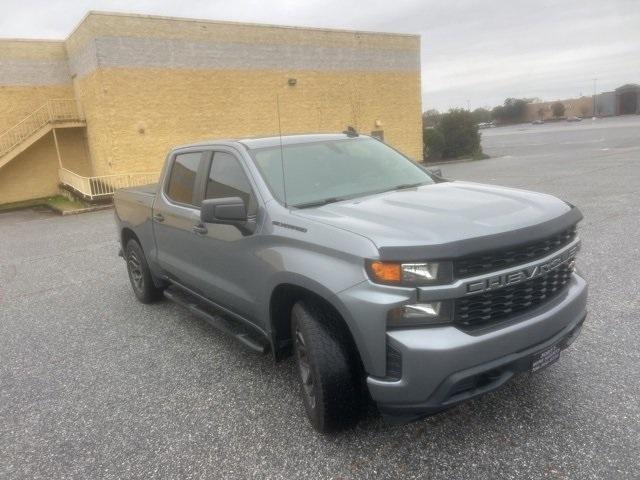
[59,168,160,200]
[0,99,83,157]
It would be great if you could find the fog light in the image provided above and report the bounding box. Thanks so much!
[387,301,452,328]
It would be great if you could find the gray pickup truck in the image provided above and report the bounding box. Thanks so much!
[114,132,587,433]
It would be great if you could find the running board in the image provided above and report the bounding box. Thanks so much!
[163,286,269,354]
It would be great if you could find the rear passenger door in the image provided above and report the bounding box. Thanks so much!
[153,149,206,288]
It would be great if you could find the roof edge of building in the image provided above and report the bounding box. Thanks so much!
[0,38,66,44]
[75,10,421,39]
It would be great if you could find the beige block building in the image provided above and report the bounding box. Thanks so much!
[0,12,423,205]
[524,96,594,122]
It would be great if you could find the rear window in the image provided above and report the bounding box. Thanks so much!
[166,152,201,205]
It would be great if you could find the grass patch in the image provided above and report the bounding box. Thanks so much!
[45,195,88,213]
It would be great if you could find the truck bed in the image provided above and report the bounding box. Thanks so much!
[113,184,158,250]
[121,183,158,196]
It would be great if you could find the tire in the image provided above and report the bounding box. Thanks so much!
[125,239,164,304]
[291,300,362,433]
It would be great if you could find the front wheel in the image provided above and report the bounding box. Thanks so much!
[291,301,362,433]
[125,239,163,304]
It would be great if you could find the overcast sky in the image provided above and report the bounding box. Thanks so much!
[2,0,639,111]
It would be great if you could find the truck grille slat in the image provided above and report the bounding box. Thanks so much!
[453,225,577,278]
[454,264,574,327]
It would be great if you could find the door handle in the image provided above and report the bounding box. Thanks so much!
[192,224,208,235]
[153,213,165,223]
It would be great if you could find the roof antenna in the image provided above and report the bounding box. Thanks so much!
[276,94,288,208]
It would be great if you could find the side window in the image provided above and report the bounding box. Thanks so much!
[205,152,257,215]
[166,152,201,205]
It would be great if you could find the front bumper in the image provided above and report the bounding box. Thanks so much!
[367,273,587,417]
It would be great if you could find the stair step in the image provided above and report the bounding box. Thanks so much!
[163,286,269,354]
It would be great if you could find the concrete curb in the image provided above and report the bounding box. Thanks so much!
[53,204,114,216]
[425,157,487,167]
[425,158,479,168]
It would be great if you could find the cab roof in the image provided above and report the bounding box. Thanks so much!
[174,133,366,151]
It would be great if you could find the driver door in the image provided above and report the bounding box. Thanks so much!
[190,149,263,322]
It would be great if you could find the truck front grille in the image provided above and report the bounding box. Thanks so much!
[454,263,574,328]
[453,225,577,278]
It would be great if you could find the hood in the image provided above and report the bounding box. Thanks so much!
[292,181,575,255]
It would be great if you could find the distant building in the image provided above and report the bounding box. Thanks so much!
[524,83,640,122]
[0,11,422,205]
[525,96,594,122]
[596,91,616,117]
[611,84,639,115]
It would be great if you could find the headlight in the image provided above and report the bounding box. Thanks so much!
[387,301,453,328]
[366,260,453,286]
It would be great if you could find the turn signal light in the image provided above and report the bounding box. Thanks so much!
[369,261,401,283]
[366,260,452,286]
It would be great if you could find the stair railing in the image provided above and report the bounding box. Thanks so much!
[59,168,160,200]
[0,99,82,158]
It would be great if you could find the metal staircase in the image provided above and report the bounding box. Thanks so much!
[1,98,160,203]
[0,99,85,170]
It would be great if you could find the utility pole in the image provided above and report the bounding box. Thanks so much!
[592,78,597,119]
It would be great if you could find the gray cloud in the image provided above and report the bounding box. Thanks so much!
[2,0,638,111]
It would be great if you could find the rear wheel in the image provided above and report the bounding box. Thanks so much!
[291,301,362,433]
[125,239,163,303]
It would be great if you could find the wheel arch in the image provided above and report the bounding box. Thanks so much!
[121,227,140,249]
[267,276,363,371]
[120,227,166,289]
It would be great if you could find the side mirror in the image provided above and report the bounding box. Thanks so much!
[428,168,443,177]
[201,197,247,224]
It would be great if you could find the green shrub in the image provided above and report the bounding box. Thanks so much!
[423,109,485,161]
[471,108,492,124]
[423,127,445,161]
[551,101,566,118]
[439,109,482,159]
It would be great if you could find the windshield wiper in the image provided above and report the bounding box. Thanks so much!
[292,183,428,208]
[396,182,428,190]
[292,197,347,209]
[385,181,428,192]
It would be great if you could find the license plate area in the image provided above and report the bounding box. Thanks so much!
[530,344,561,373]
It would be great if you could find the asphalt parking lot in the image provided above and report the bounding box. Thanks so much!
[1,116,639,479]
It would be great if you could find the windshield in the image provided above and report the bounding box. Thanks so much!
[249,137,434,207]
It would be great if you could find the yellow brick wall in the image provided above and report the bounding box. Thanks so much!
[1,13,423,206]
[71,71,106,176]
[0,133,60,204]
[67,12,422,176]
[66,12,419,53]
[0,85,75,134]
[0,40,72,133]
[77,67,422,175]
[0,40,92,205]
[56,128,92,176]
